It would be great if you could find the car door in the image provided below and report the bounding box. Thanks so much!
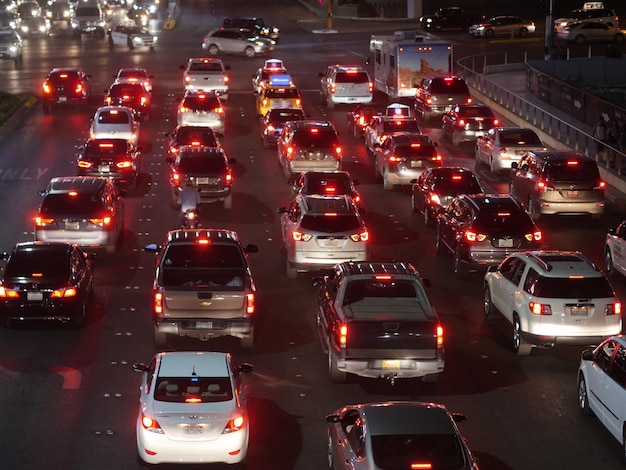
[280,199,301,252]
[586,340,618,429]
[364,116,380,150]
[491,257,526,323]
[71,247,91,296]
[332,409,362,470]
[319,273,341,339]
[477,128,496,163]
[438,199,464,251]
[510,153,534,202]
[375,136,393,175]
[611,222,626,276]
[413,170,430,214]
[602,345,626,442]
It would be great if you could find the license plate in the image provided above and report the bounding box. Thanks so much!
[184,426,203,435]
[410,160,423,168]
[382,360,401,369]
[570,306,589,317]
[498,239,513,247]
[98,165,111,173]
[58,96,67,102]
[567,191,579,197]
[196,321,213,329]
[27,292,43,301]
[65,222,80,230]
[196,178,209,184]
[323,239,338,247]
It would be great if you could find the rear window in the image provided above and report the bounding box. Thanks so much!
[430,78,469,95]
[154,377,233,403]
[382,120,421,133]
[371,433,465,470]
[394,144,436,158]
[75,6,100,16]
[182,95,220,111]
[335,71,369,83]
[458,107,493,118]
[544,162,600,181]
[175,128,217,146]
[499,130,542,146]
[266,88,300,99]
[524,273,615,298]
[41,194,104,216]
[306,175,352,194]
[473,199,533,229]
[84,141,127,156]
[98,111,130,124]
[50,71,79,83]
[5,248,70,281]
[292,129,338,147]
[432,174,482,194]
[177,155,226,174]
[300,214,361,233]
[189,61,224,72]
[268,109,305,122]
[109,84,144,97]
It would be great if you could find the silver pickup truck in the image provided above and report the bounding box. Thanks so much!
[180,57,230,100]
[145,229,258,349]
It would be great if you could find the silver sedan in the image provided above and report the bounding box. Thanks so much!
[469,16,536,38]
[475,127,547,174]
[556,21,625,44]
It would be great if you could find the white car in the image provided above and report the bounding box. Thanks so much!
[90,106,140,146]
[484,250,622,355]
[475,127,547,174]
[107,23,156,49]
[177,90,225,136]
[578,336,626,453]
[604,220,626,277]
[326,401,479,470]
[113,67,153,93]
[133,351,253,465]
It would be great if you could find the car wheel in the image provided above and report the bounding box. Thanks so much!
[126,36,134,48]
[606,249,616,276]
[453,246,466,279]
[207,44,219,55]
[451,131,462,146]
[410,193,417,213]
[240,328,254,350]
[223,193,232,209]
[512,314,532,355]
[528,197,540,220]
[435,224,446,254]
[244,46,255,58]
[382,171,393,191]
[574,35,585,45]
[475,147,483,165]
[519,28,528,38]
[483,286,497,319]
[71,295,88,327]
[328,347,346,383]
[578,374,593,416]
[285,257,298,279]
[153,326,169,349]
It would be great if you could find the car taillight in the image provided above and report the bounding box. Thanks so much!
[368,82,373,93]
[50,287,77,298]
[266,124,275,132]
[42,83,51,94]
[172,172,181,184]
[184,76,191,83]
[292,231,312,241]
[350,231,368,242]
[35,216,54,226]
[89,216,112,226]
[606,302,621,315]
[104,96,112,105]
[498,147,510,158]
[296,98,301,107]
[0,287,19,298]
[466,97,472,104]
[432,154,442,162]
[529,302,552,315]
[537,181,555,191]
[357,116,365,126]
[330,84,336,94]
[140,96,147,105]
[214,107,223,113]
[339,323,347,346]
[286,146,294,158]
[116,160,133,169]
[153,291,163,314]
[246,293,255,315]
[436,325,444,347]
[465,231,487,242]
[334,146,342,157]
[223,413,245,433]
[524,231,542,242]
[596,181,606,190]
[493,119,499,126]
[410,463,433,470]
[179,106,189,113]
[426,98,432,105]
[353,194,361,203]
[77,161,92,169]
[223,75,229,83]
[388,155,402,163]
[430,194,441,205]
[457,119,466,127]
[225,171,232,185]
[141,413,164,433]
[262,99,268,106]
[75,84,83,94]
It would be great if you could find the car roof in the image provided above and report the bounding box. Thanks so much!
[335,261,420,277]
[95,105,134,115]
[515,250,603,277]
[46,176,110,194]
[302,194,354,213]
[164,228,240,244]
[462,194,522,211]
[523,150,591,162]
[13,241,73,254]
[358,402,456,435]
[157,351,230,377]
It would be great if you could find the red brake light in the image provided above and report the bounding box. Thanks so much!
[197,239,210,245]
[50,288,77,298]
[42,83,51,94]
[567,160,578,165]
[529,302,552,315]
[246,293,255,315]
[458,119,465,127]
[375,275,392,280]
[493,119,499,126]
[116,161,133,169]
[606,303,621,315]
[223,413,245,433]
[465,231,487,242]
[141,413,163,433]
[310,128,319,134]
[0,287,19,298]
[77,161,92,169]
[339,324,347,346]
[411,464,433,470]
[153,291,163,314]
[452,175,462,180]
[75,84,83,94]
[436,325,444,347]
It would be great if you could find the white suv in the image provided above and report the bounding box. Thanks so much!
[483,251,622,355]
[319,65,373,109]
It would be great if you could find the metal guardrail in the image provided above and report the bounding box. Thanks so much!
[456,53,626,179]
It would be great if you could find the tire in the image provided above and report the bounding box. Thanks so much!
[435,225,446,254]
[285,258,297,279]
[328,347,346,383]
[223,193,232,209]
[153,326,169,349]
[71,295,87,327]
[483,286,497,319]
[453,246,466,279]
[577,375,593,416]
[512,315,532,356]
[519,28,528,38]
[240,329,254,350]
[410,193,418,213]
[244,46,255,58]
[574,35,585,45]
[127,36,134,49]
[207,44,219,55]
[382,171,393,191]
[606,249,616,276]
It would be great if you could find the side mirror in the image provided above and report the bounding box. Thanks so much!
[132,363,148,373]
[76,144,84,150]
[144,243,160,252]
[312,276,328,287]
[451,412,468,424]
[325,414,341,423]
[38,190,47,197]
[581,348,594,361]
[511,162,518,169]
[237,363,254,373]
[365,57,371,65]
[608,227,616,235]
[244,244,258,254]
[277,207,287,214]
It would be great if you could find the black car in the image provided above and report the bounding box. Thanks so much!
[76,138,141,188]
[0,242,94,327]
[346,104,384,138]
[261,107,305,148]
[436,194,542,278]
[41,67,92,114]
[104,81,151,120]
[167,146,235,209]
[165,125,220,158]
[411,166,484,227]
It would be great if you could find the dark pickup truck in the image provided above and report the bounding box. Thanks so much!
[312,261,444,385]
[419,6,483,31]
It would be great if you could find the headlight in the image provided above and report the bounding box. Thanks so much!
[8,46,16,53]
[20,25,28,32]
[152,36,157,43]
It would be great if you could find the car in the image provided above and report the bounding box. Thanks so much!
[133,351,253,465]
[441,104,500,146]
[469,16,536,38]
[181,57,229,98]
[261,107,305,148]
[326,401,479,470]
[0,29,21,67]
[414,75,472,122]
[252,58,287,93]
[508,150,605,219]
[75,138,141,188]
[107,23,156,49]
[125,4,149,26]
[35,176,125,253]
[276,120,342,178]
[165,125,220,158]
[15,1,40,20]
[346,104,383,139]
[166,145,234,209]
[222,16,279,42]
[475,127,547,175]
[363,114,423,155]
[484,251,622,355]
[201,27,273,58]
[0,241,94,327]
[577,336,626,454]
[177,90,225,137]
[143,229,258,348]
[436,194,542,278]
[555,5,619,28]
[604,220,626,278]
[277,194,369,278]
[17,15,49,36]
[289,170,361,204]
[420,6,484,31]
[0,11,18,30]
[411,166,484,227]
[113,67,153,93]
[90,106,140,146]
[104,81,151,120]
[556,21,625,44]
[44,1,71,25]
[255,79,302,118]
[41,67,92,114]
[70,2,105,38]
[319,64,373,109]
[374,132,442,191]
[132,0,160,17]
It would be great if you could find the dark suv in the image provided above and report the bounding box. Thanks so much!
[167,146,235,209]
[414,76,472,122]
[509,151,605,219]
[104,81,151,120]
[76,138,141,188]
[277,120,342,178]
[222,17,279,42]
[165,125,220,158]
[41,67,92,114]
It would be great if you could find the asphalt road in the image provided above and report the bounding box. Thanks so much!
[0,1,625,469]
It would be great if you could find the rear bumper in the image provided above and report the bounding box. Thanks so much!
[337,356,444,379]
[521,332,613,348]
[154,318,253,340]
[537,199,605,216]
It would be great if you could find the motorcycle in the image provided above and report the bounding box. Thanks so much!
[181,209,199,229]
